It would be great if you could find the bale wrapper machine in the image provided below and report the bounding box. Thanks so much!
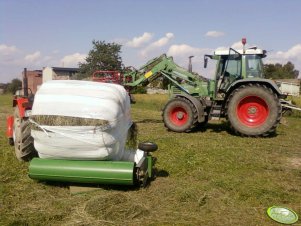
[28,142,157,187]
[7,79,158,187]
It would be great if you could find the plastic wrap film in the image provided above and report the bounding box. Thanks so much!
[30,80,137,161]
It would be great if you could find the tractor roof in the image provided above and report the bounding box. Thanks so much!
[214,47,265,56]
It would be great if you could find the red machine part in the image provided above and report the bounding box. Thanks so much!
[7,96,32,139]
[92,70,134,103]
[92,71,122,84]
[6,116,14,138]
[13,97,30,118]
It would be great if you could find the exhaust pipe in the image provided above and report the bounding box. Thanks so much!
[188,56,194,73]
[23,68,28,97]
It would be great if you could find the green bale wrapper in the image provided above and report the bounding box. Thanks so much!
[29,158,135,185]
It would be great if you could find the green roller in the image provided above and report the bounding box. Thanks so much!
[29,158,135,185]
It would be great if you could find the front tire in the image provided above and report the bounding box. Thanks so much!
[13,108,37,161]
[226,84,281,137]
[162,97,198,132]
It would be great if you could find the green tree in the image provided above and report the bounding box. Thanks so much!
[264,61,299,79]
[5,78,22,94]
[79,40,123,79]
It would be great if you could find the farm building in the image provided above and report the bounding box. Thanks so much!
[42,67,79,83]
[17,67,79,95]
[22,70,43,94]
[275,79,300,96]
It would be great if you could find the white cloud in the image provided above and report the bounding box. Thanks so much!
[140,33,174,57]
[151,33,174,48]
[24,51,41,62]
[126,32,153,48]
[167,44,206,56]
[205,31,225,38]
[167,44,213,77]
[0,44,18,55]
[215,40,255,51]
[43,55,54,62]
[265,44,301,77]
[275,44,301,61]
[60,53,87,67]
[231,41,244,49]
[0,46,88,82]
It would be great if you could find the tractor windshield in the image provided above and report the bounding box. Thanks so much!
[244,55,264,78]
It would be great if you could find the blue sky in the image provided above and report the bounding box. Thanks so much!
[1,0,301,82]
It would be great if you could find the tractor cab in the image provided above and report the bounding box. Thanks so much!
[204,39,267,98]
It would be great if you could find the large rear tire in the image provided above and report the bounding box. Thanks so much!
[13,108,37,161]
[162,97,198,132]
[226,84,281,137]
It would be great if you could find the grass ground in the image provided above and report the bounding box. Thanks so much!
[1,94,301,226]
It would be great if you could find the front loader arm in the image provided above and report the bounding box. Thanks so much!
[124,54,170,87]
[123,54,204,96]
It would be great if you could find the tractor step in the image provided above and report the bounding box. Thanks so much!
[209,104,222,120]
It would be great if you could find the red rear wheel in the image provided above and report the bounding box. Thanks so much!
[227,84,281,136]
[237,96,269,127]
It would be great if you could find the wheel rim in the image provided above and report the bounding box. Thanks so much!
[237,96,269,127]
[169,106,188,126]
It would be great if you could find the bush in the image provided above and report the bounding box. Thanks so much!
[131,86,147,94]
[4,79,22,94]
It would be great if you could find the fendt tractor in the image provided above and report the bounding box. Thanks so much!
[120,38,299,137]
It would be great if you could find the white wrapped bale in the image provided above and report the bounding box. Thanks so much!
[30,80,132,160]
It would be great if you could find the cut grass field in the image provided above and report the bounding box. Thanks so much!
[1,94,301,226]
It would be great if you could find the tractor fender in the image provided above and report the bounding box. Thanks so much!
[174,94,205,123]
[225,78,285,99]
[6,115,14,138]
[13,97,32,118]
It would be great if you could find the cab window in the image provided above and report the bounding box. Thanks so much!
[245,55,264,78]
[224,56,241,79]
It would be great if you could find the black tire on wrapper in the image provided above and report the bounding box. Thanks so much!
[162,97,198,132]
[226,84,282,137]
[13,108,37,161]
[138,142,158,152]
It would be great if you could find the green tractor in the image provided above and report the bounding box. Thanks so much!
[124,39,284,137]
